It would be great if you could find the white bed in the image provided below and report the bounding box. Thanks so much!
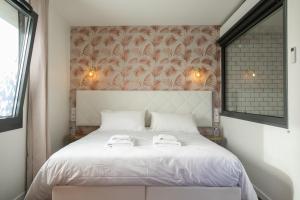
[25,129,257,200]
[25,90,257,200]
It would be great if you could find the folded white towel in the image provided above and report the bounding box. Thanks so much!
[153,135,181,147]
[157,134,177,142]
[110,135,132,141]
[106,135,135,148]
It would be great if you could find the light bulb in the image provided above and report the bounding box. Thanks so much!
[194,68,201,79]
[88,71,94,77]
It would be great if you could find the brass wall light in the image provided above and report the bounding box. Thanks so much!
[194,67,202,79]
[192,67,207,83]
[80,65,98,88]
[87,66,96,78]
[243,69,256,80]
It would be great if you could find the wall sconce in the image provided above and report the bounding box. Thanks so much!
[243,69,256,79]
[192,67,209,84]
[80,66,98,88]
[87,66,96,78]
[194,68,202,79]
[193,67,207,83]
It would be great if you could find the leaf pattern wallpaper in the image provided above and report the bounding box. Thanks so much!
[70,26,221,134]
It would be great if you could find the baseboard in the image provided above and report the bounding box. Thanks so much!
[14,192,25,200]
[253,184,272,200]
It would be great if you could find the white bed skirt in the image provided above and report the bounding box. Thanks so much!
[52,186,241,200]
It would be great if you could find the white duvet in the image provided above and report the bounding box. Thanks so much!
[25,129,258,200]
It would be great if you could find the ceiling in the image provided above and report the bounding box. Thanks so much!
[51,0,244,26]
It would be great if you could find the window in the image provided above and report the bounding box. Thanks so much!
[218,0,287,128]
[0,0,37,132]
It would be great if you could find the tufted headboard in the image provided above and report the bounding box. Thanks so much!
[76,90,212,127]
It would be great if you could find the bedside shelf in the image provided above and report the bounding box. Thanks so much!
[69,134,86,143]
[198,127,225,146]
[205,135,226,146]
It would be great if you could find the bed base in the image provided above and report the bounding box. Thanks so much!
[52,186,241,200]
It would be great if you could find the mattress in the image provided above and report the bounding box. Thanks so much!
[25,129,257,200]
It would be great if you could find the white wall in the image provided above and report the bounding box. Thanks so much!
[48,1,70,153]
[0,99,27,200]
[220,0,300,200]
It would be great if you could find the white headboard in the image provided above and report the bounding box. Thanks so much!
[76,90,212,127]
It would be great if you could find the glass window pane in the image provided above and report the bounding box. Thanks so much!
[0,0,20,118]
[225,7,284,117]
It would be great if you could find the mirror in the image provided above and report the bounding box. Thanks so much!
[225,7,284,117]
[218,0,287,128]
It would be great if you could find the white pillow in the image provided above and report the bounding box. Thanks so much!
[150,112,198,133]
[100,111,145,131]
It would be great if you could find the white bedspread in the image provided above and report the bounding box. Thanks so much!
[25,129,257,200]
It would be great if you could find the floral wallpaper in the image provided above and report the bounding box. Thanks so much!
[70,26,221,135]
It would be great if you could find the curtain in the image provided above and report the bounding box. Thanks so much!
[26,0,50,189]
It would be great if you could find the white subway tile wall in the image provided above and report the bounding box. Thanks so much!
[225,26,284,117]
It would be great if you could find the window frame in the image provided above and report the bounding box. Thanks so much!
[0,0,38,133]
[217,0,288,128]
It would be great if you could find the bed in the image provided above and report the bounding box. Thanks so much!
[25,91,258,200]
